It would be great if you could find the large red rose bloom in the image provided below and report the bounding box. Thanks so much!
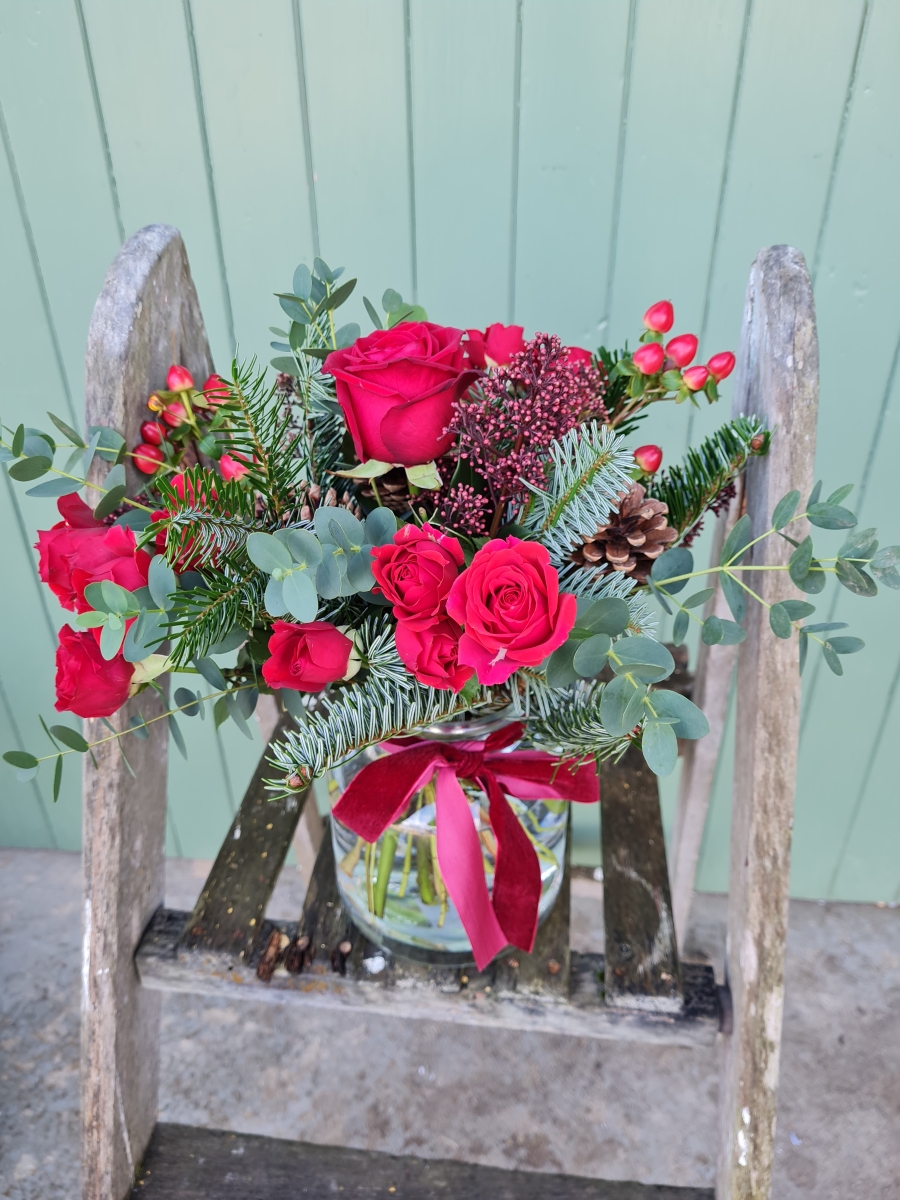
[394,617,474,693]
[54,626,134,718]
[371,522,463,630]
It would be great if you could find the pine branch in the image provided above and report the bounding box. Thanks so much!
[646,415,768,537]
[526,678,631,764]
[166,565,265,666]
[519,422,633,561]
[286,354,346,488]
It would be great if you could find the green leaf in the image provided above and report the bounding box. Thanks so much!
[168,714,188,758]
[803,622,847,633]
[546,641,579,688]
[208,627,248,655]
[278,295,311,324]
[387,303,427,327]
[835,558,878,597]
[316,277,357,315]
[270,356,300,377]
[47,412,84,447]
[772,490,800,530]
[23,434,54,459]
[808,502,857,530]
[702,615,723,645]
[405,460,443,491]
[128,714,150,740]
[382,288,403,313]
[193,657,226,690]
[123,609,165,661]
[798,631,808,675]
[148,556,177,610]
[8,455,52,480]
[573,633,611,678]
[247,531,293,574]
[769,602,793,639]
[671,609,689,646]
[837,527,877,563]
[52,754,63,802]
[826,483,853,505]
[279,688,307,720]
[264,576,287,616]
[650,547,693,594]
[25,478,80,498]
[314,505,364,546]
[828,636,864,655]
[364,507,398,546]
[600,675,644,736]
[316,550,344,600]
[335,322,360,348]
[100,579,135,614]
[683,588,715,610]
[641,721,678,776]
[289,321,306,354]
[808,480,822,507]
[99,619,126,660]
[870,545,900,590]
[576,597,630,636]
[822,642,843,676]
[4,750,38,770]
[781,600,815,620]
[660,369,683,391]
[335,458,394,480]
[175,687,201,716]
[313,256,333,283]
[293,263,312,300]
[11,423,25,457]
[788,537,813,585]
[213,697,229,729]
[50,724,90,752]
[115,508,152,532]
[649,690,709,740]
[720,514,752,566]
[609,636,675,683]
[720,572,746,623]
[363,296,384,330]
[648,580,671,615]
[283,569,318,620]
[719,619,746,644]
[225,691,254,740]
[798,558,827,594]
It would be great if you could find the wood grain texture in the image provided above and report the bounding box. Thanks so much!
[180,714,309,960]
[81,225,211,1200]
[599,746,682,1013]
[131,1122,714,1199]
[716,246,818,1200]
[669,486,743,950]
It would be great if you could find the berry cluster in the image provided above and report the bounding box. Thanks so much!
[630,300,735,400]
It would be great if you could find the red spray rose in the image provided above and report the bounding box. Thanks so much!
[261,621,353,693]
[464,323,525,369]
[371,522,464,630]
[707,351,735,381]
[446,537,576,685]
[166,364,194,392]
[395,617,474,693]
[632,342,665,375]
[54,626,134,718]
[665,333,698,368]
[324,323,473,466]
[643,300,675,333]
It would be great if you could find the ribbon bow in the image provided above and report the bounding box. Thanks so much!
[332,722,598,970]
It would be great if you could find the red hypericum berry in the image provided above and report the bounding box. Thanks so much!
[707,351,736,382]
[202,373,230,405]
[665,334,699,368]
[166,364,194,393]
[133,443,164,474]
[633,444,663,474]
[139,420,165,446]
[161,401,189,428]
[219,452,250,481]
[643,300,674,333]
[632,342,665,375]
[682,365,710,392]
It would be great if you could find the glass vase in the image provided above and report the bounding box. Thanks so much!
[329,710,568,964]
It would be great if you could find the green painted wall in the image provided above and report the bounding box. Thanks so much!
[0,0,897,902]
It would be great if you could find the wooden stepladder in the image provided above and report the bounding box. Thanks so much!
[79,229,816,1200]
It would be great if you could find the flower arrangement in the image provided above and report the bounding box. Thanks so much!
[4,259,898,966]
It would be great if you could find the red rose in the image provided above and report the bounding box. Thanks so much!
[395,617,474,693]
[36,496,107,611]
[464,323,525,369]
[261,620,353,693]
[54,626,134,718]
[66,525,151,613]
[446,537,576,685]
[324,323,472,466]
[564,346,594,366]
[371,522,464,630]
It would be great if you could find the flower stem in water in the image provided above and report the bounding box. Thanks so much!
[416,835,436,905]
[373,829,398,918]
[365,840,375,913]
[398,833,413,897]
[340,835,364,877]
[431,834,448,928]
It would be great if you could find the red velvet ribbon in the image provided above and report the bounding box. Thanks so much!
[331,722,599,970]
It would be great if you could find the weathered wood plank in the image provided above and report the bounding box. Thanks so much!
[600,746,682,1013]
[670,485,743,950]
[717,246,818,1200]
[130,1122,714,1199]
[180,713,309,961]
[81,224,211,1200]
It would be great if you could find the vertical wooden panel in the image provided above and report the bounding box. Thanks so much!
[409,0,518,326]
[302,0,414,332]
[514,0,631,345]
[190,0,316,369]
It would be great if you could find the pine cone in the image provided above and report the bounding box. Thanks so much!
[571,483,677,584]
[357,467,423,515]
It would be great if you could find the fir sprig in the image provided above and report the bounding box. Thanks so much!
[154,466,258,566]
[527,679,631,764]
[165,564,265,667]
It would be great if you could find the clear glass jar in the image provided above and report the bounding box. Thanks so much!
[329,711,568,965]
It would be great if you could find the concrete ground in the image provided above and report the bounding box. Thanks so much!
[1,847,898,1198]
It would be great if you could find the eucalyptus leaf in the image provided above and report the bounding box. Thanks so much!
[52,754,63,801]
[225,691,254,740]
[128,714,150,739]
[208,627,248,655]
[671,609,689,646]
[826,483,853,505]
[280,688,307,720]
[648,690,709,739]
[26,478,80,498]
[835,558,878,597]
[278,295,310,324]
[213,697,229,729]
[313,256,333,283]
[347,549,376,592]
[316,550,343,600]
[264,576,288,616]
[600,675,643,737]
[93,482,127,519]
[293,263,312,300]
[797,558,827,594]
[175,687,201,716]
[808,480,822,507]
[719,619,746,644]
[23,435,54,459]
[326,519,353,554]
[271,355,300,377]
[168,714,188,758]
[50,725,89,752]
[682,588,715,610]
[100,580,135,614]
[610,637,674,683]
[650,547,693,594]
[4,749,38,770]
[116,508,152,532]
[822,642,843,676]
[313,505,363,545]
[285,528,324,569]
[364,507,398,546]
[289,322,306,354]
[870,545,900,590]
[123,609,166,661]
[546,641,579,688]
[772,490,800,530]
[11,424,25,457]
[828,636,864,655]
[82,429,101,472]
[99,619,126,660]
[788,536,813,586]
[719,572,746,622]
[648,580,671,615]
[282,569,318,621]
[576,597,630,636]
[382,287,403,313]
[148,556,177,610]
[8,455,52,481]
[316,277,357,315]
[720,514,752,566]
[335,322,361,348]
[807,502,857,530]
[798,631,808,675]
[803,622,848,633]
[363,296,384,330]
[838,527,878,563]
[193,657,226,690]
[781,600,815,620]
[769,602,793,639]
[641,721,678,776]
[702,615,723,645]
[247,531,293,573]
[573,634,612,678]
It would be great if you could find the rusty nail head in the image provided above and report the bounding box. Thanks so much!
[548,959,561,975]
[338,940,352,955]
[508,958,519,969]
[297,935,310,950]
